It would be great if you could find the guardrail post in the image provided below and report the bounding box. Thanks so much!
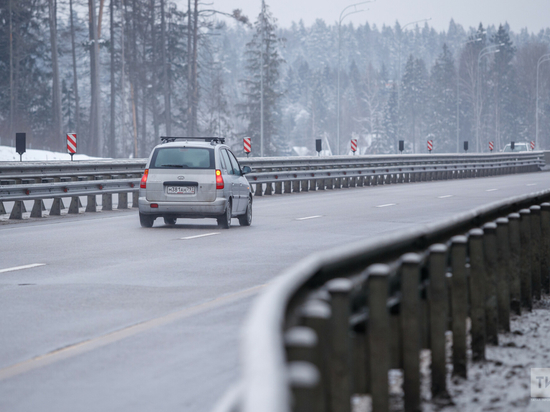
[265,182,274,195]
[450,236,468,378]
[102,175,113,211]
[327,278,353,412]
[541,203,550,294]
[400,253,421,412]
[468,229,486,361]
[275,180,283,194]
[68,176,80,214]
[50,198,64,215]
[9,201,24,219]
[85,176,97,212]
[530,206,542,301]
[428,244,449,398]
[132,187,139,208]
[0,201,6,214]
[118,192,129,209]
[293,179,301,193]
[366,264,390,412]
[282,180,290,194]
[482,222,499,345]
[288,361,321,412]
[300,300,331,412]
[507,213,522,315]
[496,218,511,332]
[519,209,532,311]
[255,183,263,196]
[30,178,43,218]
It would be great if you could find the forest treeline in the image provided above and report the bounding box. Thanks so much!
[1,0,549,157]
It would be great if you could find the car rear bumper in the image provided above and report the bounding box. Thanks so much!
[138,196,227,218]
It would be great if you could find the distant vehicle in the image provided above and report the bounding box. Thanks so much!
[502,142,530,152]
[138,137,253,228]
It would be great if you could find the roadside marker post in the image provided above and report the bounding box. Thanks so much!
[427,140,433,153]
[351,139,357,155]
[244,137,251,158]
[67,133,77,161]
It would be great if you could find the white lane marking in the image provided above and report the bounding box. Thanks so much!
[438,195,453,199]
[0,264,46,274]
[527,183,537,186]
[180,232,220,240]
[376,203,396,208]
[0,283,267,381]
[486,189,498,192]
[296,215,322,221]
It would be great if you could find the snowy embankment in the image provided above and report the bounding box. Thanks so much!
[0,145,100,162]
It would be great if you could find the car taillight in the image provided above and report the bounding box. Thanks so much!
[216,169,224,189]
[140,169,149,189]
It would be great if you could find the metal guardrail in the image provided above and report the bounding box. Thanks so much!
[0,152,544,219]
[229,189,550,412]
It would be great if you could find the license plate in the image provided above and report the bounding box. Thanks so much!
[167,186,195,195]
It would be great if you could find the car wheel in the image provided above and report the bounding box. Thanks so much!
[238,197,252,226]
[217,200,232,229]
[164,217,177,225]
[139,213,155,228]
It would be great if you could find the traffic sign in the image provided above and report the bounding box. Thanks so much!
[531,141,535,150]
[67,133,76,161]
[489,141,494,152]
[427,140,433,152]
[244,137,251,156]
[351,139,357,153]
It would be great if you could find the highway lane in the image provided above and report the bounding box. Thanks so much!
[0,172,548,412]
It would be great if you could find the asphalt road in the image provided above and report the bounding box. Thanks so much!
[0,172,549,412]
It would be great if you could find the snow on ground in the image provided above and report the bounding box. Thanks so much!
[352,295,550,412]
[0,145,100,161]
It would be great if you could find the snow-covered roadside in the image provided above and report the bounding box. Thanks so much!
[352,296,550,412]
[0,145,100,161]
[427,297,550,412]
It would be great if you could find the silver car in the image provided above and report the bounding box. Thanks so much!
[138,137,252,228]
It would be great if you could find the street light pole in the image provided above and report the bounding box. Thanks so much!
[536,53,550,150]
[456,38,482,153]
[337,1,372,156]
[475,44,501,152]
[260,0,265,157]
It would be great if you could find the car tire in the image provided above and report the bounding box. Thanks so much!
[164,217,177,225]
[217,200,232,229]
[238,197,252,226]
[140,213,155,228]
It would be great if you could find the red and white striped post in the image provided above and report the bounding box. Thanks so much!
[67,133,77,161]
[427,140,433,153]
[530,141,535,150]
[351,139,357,155]
[489,141,494,152]
[244,137,251,157]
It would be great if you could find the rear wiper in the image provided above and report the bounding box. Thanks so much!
[160,164,184,168]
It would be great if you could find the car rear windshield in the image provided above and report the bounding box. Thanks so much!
[150,147,214,169]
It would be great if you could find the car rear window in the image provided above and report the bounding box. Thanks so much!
[150,147,214,169]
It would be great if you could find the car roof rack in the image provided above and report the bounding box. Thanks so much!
[160,136,225,144]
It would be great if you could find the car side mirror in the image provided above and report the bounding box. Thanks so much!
[242,166,252,175]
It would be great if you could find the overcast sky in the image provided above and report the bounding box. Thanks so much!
[184,0,550,33]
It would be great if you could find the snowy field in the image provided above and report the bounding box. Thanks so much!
[0,145,100,162]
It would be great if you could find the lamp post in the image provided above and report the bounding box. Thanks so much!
[536,53,550,150]
[475,44,501,152]
[337,1,372,155]
[456,38,482,153]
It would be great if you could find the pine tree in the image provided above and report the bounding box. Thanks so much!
[240,0,284,156]
[490,25,517,150]
[428,44,456,153]
[400,55,428,152]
